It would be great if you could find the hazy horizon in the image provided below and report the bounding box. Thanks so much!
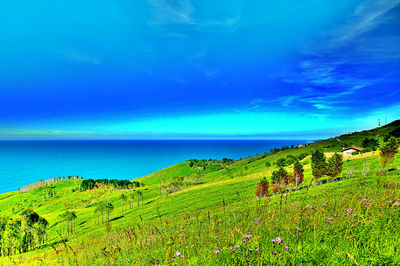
[1,0,399,139]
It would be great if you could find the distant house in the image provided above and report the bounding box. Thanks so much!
[342,146,363,156]
[297,144,304,148]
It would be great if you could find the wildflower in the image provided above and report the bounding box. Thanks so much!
[333,214,337,217]
[285,246,289,250]
[273,251,277,256]
[243,239,246,242]
[275,237,283,244]
[326,217,333,221]
[176,252,181,257]
[393,201,399,207]
[215,236,218,240]
[230,246,240,252]
[253,218,260,224]
[322,204,326,207]
[346,208,353,213]
[214,250,220,254]
[186,246,189,249]
[295,226,302,232]
[343,213,347,217]
[256,248,260,252]
[272,239,276,244]
[244,233,252,239]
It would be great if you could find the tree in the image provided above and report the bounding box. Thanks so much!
[271,167,289,193]
[136,189,144,206]
[255,177,269,198]
[129,192,135,209]
[276,158,286,168]
[120,193,127,213]
[59,211,77,235]
[326,153,343,179]
[94,202,106,224]
[362,137,379,151]
[293,160,304,189]
[379,136,399,175]
[311,149,326,184]
[104,202,114,222]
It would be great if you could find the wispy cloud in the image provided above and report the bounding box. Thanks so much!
[147,0,242,32]
[60,49,100,65]
[283,0,400,111]
[147,0,195,25]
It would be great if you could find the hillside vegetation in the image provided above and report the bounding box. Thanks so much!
[0,121,400,265]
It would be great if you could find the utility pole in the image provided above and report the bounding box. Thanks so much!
[378,119,381,127]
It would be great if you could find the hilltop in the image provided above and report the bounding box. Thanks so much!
[0,121,400,265]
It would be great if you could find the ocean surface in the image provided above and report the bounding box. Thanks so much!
[0,139,309,193]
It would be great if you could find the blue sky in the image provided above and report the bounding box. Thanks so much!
[0,0,399,139]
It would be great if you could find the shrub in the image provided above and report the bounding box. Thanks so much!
[255,177,269,198]
[265,162,271,167]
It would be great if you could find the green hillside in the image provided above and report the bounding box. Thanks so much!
[1,121,400,265]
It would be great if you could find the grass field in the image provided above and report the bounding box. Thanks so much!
[0,121,399,265]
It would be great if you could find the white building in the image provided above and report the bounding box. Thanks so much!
[342,146,363,156]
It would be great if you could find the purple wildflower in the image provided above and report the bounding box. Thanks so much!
[256,248,260,252]
[215,236,218,240]
[285,246,289,250]
[326,217,333,221]
[393,201,399,207]
[295,226,302,232]
[214,250,220,254]
[244,234,252,239]
[176,252,181,257]
[322,204,326,207]
[272,239,276,244]
[275,237,283,244]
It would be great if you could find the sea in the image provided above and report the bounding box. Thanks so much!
[0,139,309,194]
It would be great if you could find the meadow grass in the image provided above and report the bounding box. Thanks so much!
[0,121,399,265]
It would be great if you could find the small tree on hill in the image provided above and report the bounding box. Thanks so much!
[326,153,343,179]
[104,202,114,222]
[255,177,269,198]
[379,136,399,175]
[120,193,127,213]
[293,160,304,189]
[271,167,289,193]
[136,189,144,206]
[311,149,326,184]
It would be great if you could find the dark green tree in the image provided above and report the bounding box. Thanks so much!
[311,149,326,184]
[379,136,399,175]
[326,153,343,179]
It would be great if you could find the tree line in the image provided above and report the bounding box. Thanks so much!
[80,179,143,191]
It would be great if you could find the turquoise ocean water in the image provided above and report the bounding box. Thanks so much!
[0,140,308,193]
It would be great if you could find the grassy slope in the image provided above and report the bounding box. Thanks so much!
[0,121,399,265]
